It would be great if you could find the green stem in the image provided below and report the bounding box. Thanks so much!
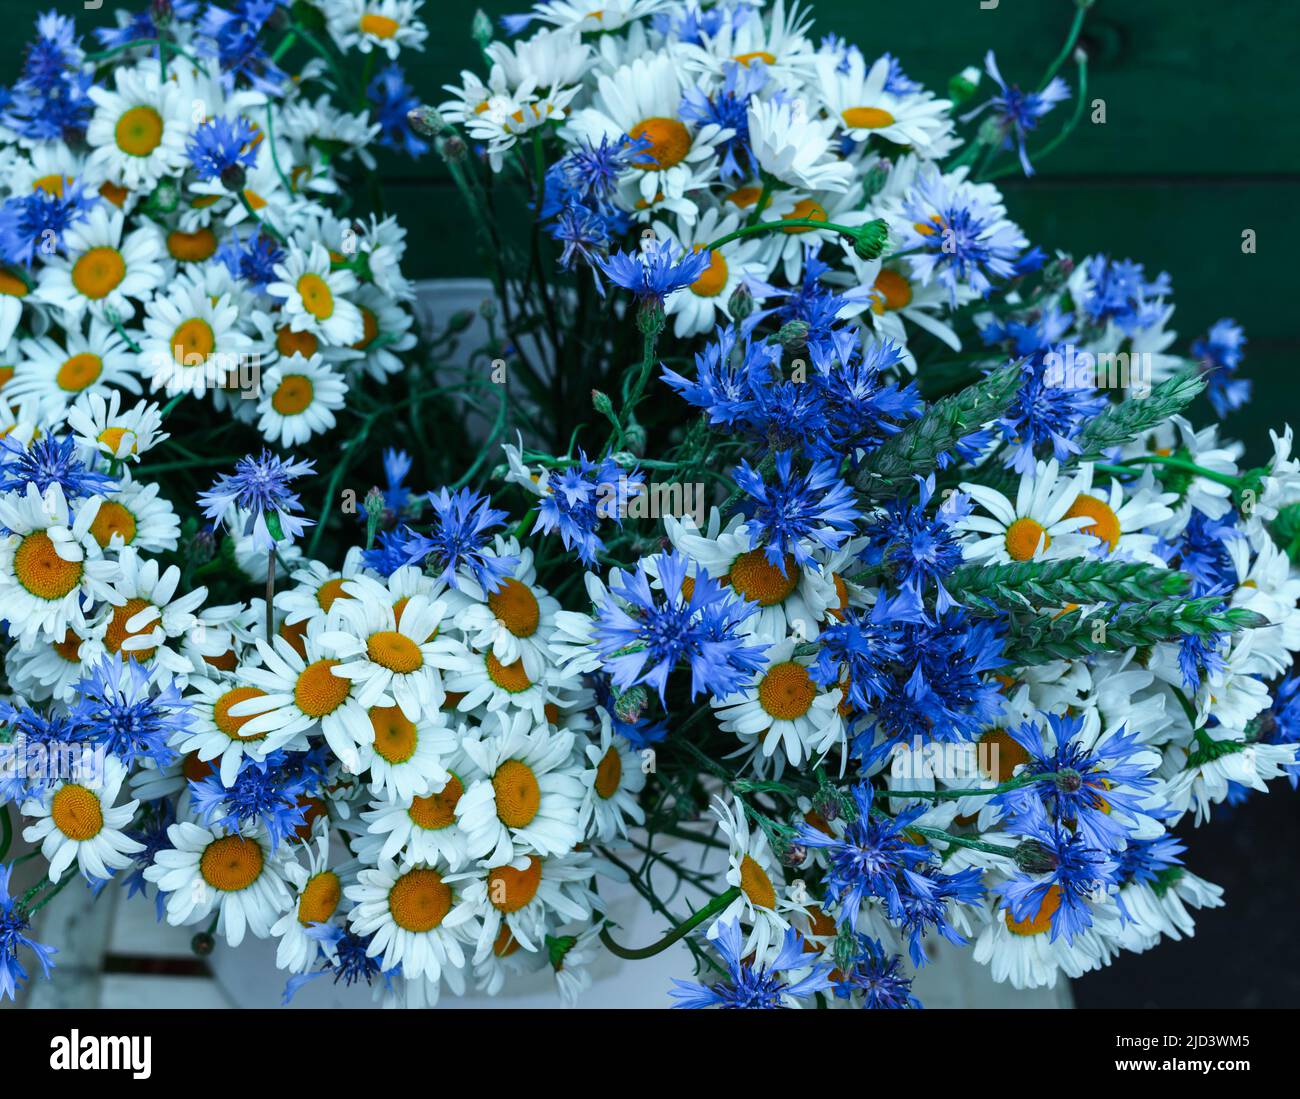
[1040,2,1089,91]
[0,804,11,862]
[883,770,1065,802]
[239,193,287,244]
[704,217,860,253]
[27,875,72,916]
[746,175,773,227]
[271,30,297,63]
[986,55,1090,182]
[870,809,1019,859]
[598,886,741,960]
[1096,455,1242,490]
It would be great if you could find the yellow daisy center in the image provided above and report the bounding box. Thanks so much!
[727,549,799,606]
[594,747,622,799]
[370,705,418,764]
[0,271,29,297]
[32,174,64,197]
[297,273,334,320]
[841,106,895,130]
[103,597,157,661]
[57,352,103,392]
[167,228,217,262]
[71,247,126,300]
[353,305,379,350]
[408,775,463,830]
[1004,517,1049,562]
[757,661,817,720]
[359,12,400,37]
[294,659,350,717]
[271,373,314,415]
[97,426,137,455]
[739,854,776,909]
[690,249,728,297]
[493,759,540,829]
[53,629,83,663]
[871,268,913,314]
[366,629,422,673]
[494,926,522,958]
[628,117,692,170]
[733,50,776,66]
[51,784,103,841]
[276,326,319,358]
[487,855,542,913]
[115,105,164,157]
[485,652,531,693]
[14,531,83,600]
[725,185,770,212]
[171,318,215,366]
[89,500,137,548]
[1005,885,1063,937]
[781,197,827,234]
[200,835,264,892]
[388,867,452,932]
[978,727,1030,784]
[297,871,342,925]
[1064,493,1122,552]
[487,578,540,638]
[213,686,269,741]
[315,576,351,611]
[99,181,129,207]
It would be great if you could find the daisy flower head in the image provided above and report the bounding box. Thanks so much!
[0,483,117,644]
[324,0,428,59]
[272,831,358,975]
[8,319,141,418]
[577,708,647,841]
[82,471,180,556]
[654,208,770,338]
[144,820,294,946]
[817,50,955,155]
[236,621,376,774]
[256,353,347,447]
[455,711,585,865]
[85,60,191,190]
[267,242,364,347]
[21,755,143,883]
[514,0,670,34]
[957,458,1099,565]
[346,858,477,985]
[198,449,316,552]
[747,95,854,194]
[358,760,472,870]
[711,794,802,963]
[65,390,167,463]
[455,546,561,680]
[713,636,845,771]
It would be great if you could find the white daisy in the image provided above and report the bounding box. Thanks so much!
[577,708,647,841]
[958,458,1099,565]
[454,547,561,681]
[710,794,801,963]
[65,390,167,462]
[455,711,585,864]
[365,704,458,802]
[358,767,472,870]
[272,831,358,974]
[654,208,770,338]
[144,821,294,946]
[817,52,955,154]
[747,96,853,193]
[323,0,428,59]
[85,61,192,190]
[256,353,346,446]
[267,242,364,347]
[21,755,143,882]
[8,319,141,417]
[84,472,180,555]
[139,274,257,398]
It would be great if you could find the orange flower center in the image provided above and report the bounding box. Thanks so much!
[841,106,895,130]
[14,531,83,600]
[739,854,776,909]
[359,12,400,37]
[781,198,827,234]
[213,686,269,741]
[408,775,463,830]
[388,867,452,932]
[104,597,157,661]
[51,784,103,841]
[690,249,728,297]
[493,759,541,828]
[1064,494,1121,552]
[296,273,334,320]
[297,871,342,925]
[89,500,137,548]
[294,659,350,717]
[200,835,264,892]
[276,326,319,358]
[1004,517,1049,562]
[271,373,314,415]
[171,318,215,365]
[485,652,531,693]
[167,228,217,262]
[1005,885,1063,937]
[727,549,799,606]
[487,578,540,637]
[978,727,1030,784]
[757,661,817,720]
[370,704,417,763]
[628,117,692,169]
[115,105,164,156]
[594,747,622,799]
[57,352,103,392]
[871,268,912,314]
[488,855,542,913]
[71,247,126,300]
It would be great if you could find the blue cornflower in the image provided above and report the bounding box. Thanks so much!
[116,800,177,919]
[833,935,922,1008]
[548,205,615,272]
[808,331,921,462]
[367,63,428,159]
[591,676,669,750]
[860,475,966,610]
[0,704,91,802]
[533,452,642,567]
[0,11,95,141]
[733,450,861,573]
[903,168,1027,304]
[0,181,96,267]
[373,447,413,516]
[594,239,712,304]
[1078,255,1171,335]
[653,1,725,45]
[546,134,649,209]
[215,229,285,287]
[361,525,425,577]
[400,487,516,593]
[994,712,1162,852]
[186,115,259,184]
[679,61,767,183]
[197,0,288,94]
[1171,509,1239,596]
[0,434,116,499]
[1178,631,1228,695]
[1000,356,1108,473]
[0,863,57,1001]
[96,1,202,48]
[813,596,909,714]
[198,449,316,551]
[880,52,923,96]
[1193,319,1250,418]
[662,327,777,430]
[593,550,764,703]
[798,783,985,965]
[963,51,1070,176]
[72,655,188,769]
[283,928,394,1004]
[670,922,832,1009]
[1263,675,1300,787]
[1116,833,1186,889]
[999,803,1120,944]
[190,750,322,851]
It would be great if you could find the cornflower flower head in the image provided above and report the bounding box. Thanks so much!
[367,63,429,159]
[1078,255,1171,335]
[72,654,189,769]
[196,0,288,94]
[190,749,324,851]
[403,486,516,593]
[832,934,922,1008]
[0,181,97,267]
[593,238,712,307]
[0,863,56,1002]
[186,115,259,185]
[1193,318,1250,418]
[669,922,832,1008]
[198,450,316,551]
[533,452,642,566]
[964,50,1070,176]
[0,434,116,500]
[593,549,764,703]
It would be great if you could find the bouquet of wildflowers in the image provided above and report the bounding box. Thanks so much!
[2,0,1299,1012]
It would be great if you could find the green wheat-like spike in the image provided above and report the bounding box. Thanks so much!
[1073,368,1207,463]
[854,363,1023,499]
[1008,598,1270,665]
[950,559,1192,612]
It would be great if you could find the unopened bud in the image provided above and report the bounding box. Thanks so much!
[591,389,615,417]
[849,218,890,262]
[948,65,982,106]
[408,105,448,138]
[146,177,179,214]
[447,309,474,333]
[220,163,247,192]
[150,0,174,29]
[438,135,467,163]
[613,685,649,724]
[471,8,494,48]
[727,282,754,321]
[772,320,810,350]
[191,931,215,957]
[1013,840,1058,875]
[780,841,808,868]
[191,529,217,564]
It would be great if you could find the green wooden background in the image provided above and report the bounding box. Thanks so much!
[5,0,1295,456]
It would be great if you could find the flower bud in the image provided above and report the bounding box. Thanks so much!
[472,9,495,48]
[727,282,754,321]
[947,65,982,106]
[613,685,649,724]
[408,105,448,138]
[849,218,889,261]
